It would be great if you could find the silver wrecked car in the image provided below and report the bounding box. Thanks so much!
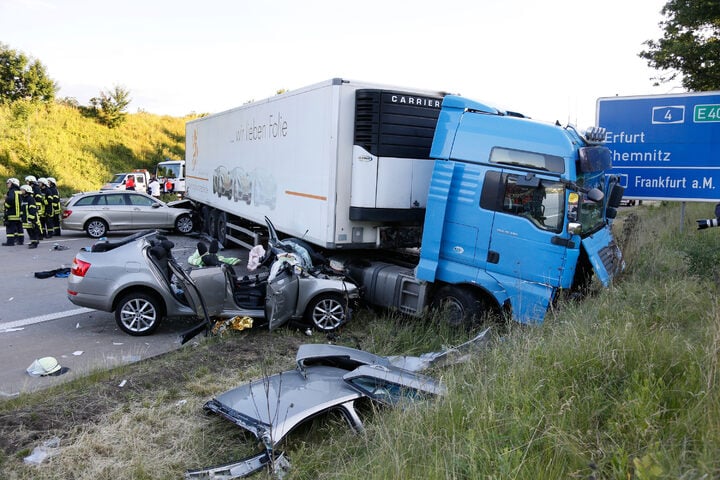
[67,218,359,336]
[61,190,195,238]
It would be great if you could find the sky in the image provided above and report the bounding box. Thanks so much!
[1,0,675,129]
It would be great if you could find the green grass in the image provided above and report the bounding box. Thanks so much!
[288,202,720,480]
[1,201,719,479]
[0,100,194,196]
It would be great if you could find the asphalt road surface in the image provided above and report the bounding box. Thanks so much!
[0,226,247,398]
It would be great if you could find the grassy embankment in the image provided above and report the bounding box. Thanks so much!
[0,204,720,480]
[0,100,191,196]
[0,202,718,479]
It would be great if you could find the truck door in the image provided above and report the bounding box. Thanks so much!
[482,170,575,322]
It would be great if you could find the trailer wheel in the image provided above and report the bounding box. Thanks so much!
[207,210,219,240]
[432,286,487,329]
[304,293,348,332]
[216,211,227,246]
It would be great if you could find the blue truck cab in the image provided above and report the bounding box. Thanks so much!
[416,95,624,324]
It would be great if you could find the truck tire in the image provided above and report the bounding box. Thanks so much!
[85,218,108,238]
[115,292,162,336]
[432,286,487,329]
[207,210,218,239]
[216,212,227,246]
[304,293,348,332]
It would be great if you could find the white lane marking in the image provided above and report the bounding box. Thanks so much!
[0,308,94,332]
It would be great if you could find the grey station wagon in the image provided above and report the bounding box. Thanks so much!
[61,190,195,238]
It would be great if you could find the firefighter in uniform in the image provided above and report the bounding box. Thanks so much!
[19,184,41,248]
[3,178,24,246]
[25,175,45,238]
[47,177,61,236]
[38,177,53,238]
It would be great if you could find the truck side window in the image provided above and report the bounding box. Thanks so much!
[500,175,564,232]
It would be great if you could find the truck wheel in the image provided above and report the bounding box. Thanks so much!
[85,218,108,238]
[175,214,194,234]
[216,212,227,246]
[207,210,218,239]
[304,293,348,332]
[432,286,487,329]
[115,292,162,336]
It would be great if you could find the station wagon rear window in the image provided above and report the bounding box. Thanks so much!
[490,147,565,173]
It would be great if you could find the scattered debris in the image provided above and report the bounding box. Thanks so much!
[34,268,71,279]
[72,351,83,356]
[118,380,127,388]
[211,316,253,336]
[186,328,490,478]
[26,357,64,377]
[23,437,61,465]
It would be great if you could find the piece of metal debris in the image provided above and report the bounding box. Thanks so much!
[185,328,490,479]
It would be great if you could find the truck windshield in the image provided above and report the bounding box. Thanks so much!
[576,171,606,234]
[157,164,180,179]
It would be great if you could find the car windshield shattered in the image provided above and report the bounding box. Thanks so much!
[185,328,490,479]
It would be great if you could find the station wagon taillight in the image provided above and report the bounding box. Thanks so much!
[62,209,72,219]
[71,258,91,277]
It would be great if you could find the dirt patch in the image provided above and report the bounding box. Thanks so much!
[0,329,306,458]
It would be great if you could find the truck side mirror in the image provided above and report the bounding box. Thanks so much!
[586,188,604,203]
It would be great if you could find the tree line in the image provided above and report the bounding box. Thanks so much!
[0,42,131,128]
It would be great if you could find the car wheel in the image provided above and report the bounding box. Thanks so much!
[304,293,348,332]
[85,218,108,238]
[431,286,488,329]
[115,292,162,336]
[175,214,194,234]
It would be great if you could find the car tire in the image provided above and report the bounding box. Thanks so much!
[115,292,162,336]
[175,214,194,234]
[304,293,348,332]
[85,218,108,238]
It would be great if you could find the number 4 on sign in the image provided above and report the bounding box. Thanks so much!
[652,105,685,124]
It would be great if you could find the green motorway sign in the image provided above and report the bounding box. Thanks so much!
[694,104,720,123]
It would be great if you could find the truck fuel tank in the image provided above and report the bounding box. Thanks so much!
[344,260,427,316]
